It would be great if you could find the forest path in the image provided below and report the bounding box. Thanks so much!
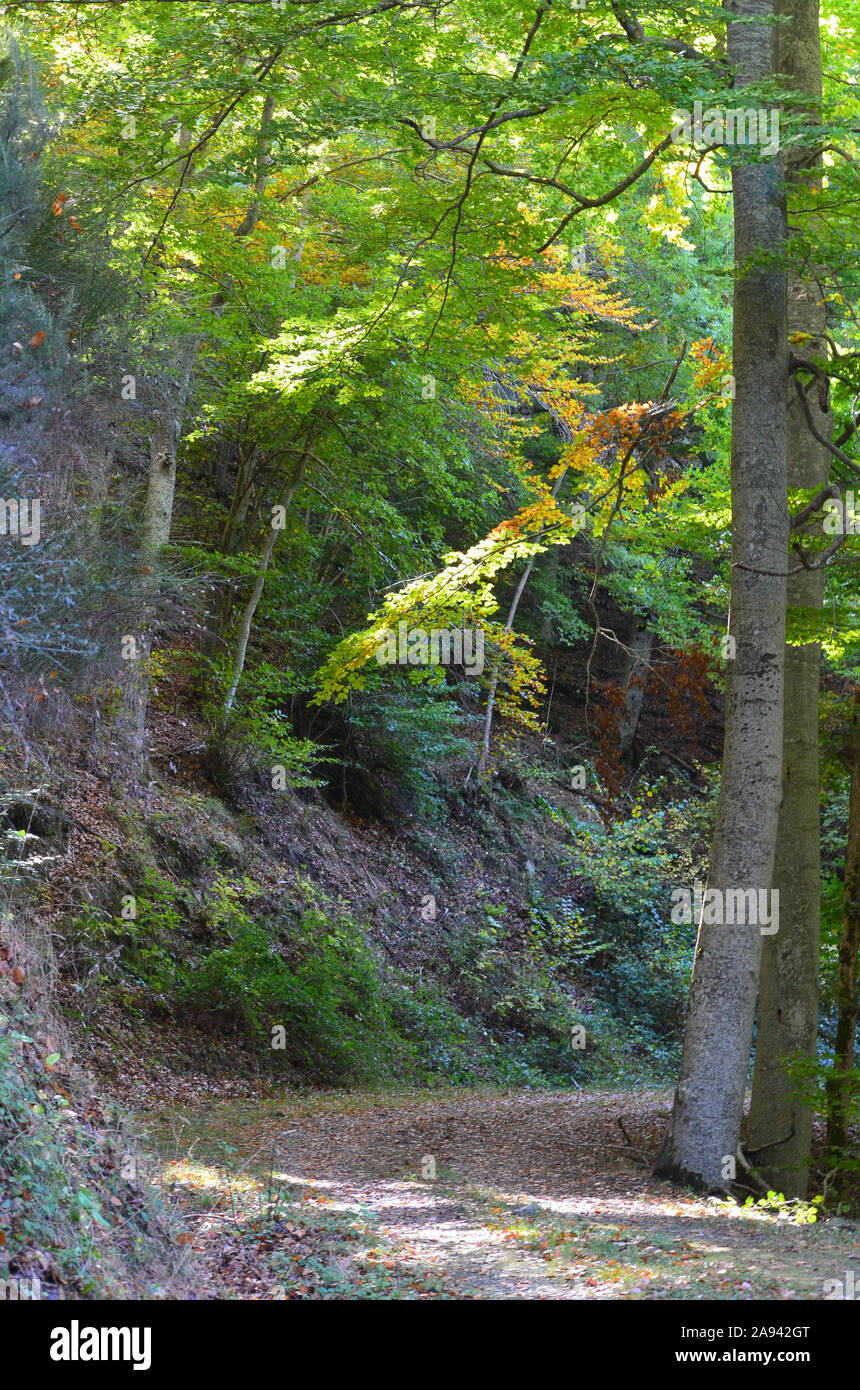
[138,1089,859,1300]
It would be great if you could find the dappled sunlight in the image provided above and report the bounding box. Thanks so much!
[132,1088,855,1299]
[157,1161,264,1195]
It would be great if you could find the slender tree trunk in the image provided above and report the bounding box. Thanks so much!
[478,553,538,775]
[655,0,789,1191]
[221,433,315,722]
[617,623,654,759]
[477,467,569,774]
[826,695,860,1156]
[476,361,593,774]
[747,0,830,1197]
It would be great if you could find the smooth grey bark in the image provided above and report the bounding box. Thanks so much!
[747,0,830,1197]
[655,0,789,1191]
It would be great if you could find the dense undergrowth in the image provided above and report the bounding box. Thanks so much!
[0,910,179,1298]
[51,747,716,1093]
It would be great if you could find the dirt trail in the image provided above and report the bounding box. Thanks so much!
[138,1089,860,1300]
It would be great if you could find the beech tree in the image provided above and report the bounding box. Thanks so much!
[655,0,790,1191]
[747,0,831,1199]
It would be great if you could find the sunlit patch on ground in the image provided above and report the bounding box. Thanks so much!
[137,1089,860,1300]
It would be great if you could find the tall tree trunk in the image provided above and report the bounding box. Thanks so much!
[747,0,830,1198]
[826,694,860,1157]
[655,0,789,1191]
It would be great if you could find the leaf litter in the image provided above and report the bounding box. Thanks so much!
[135,1088,860,1299]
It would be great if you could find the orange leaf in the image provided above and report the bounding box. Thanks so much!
[51,193,68,215]
[30,331,45,346]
